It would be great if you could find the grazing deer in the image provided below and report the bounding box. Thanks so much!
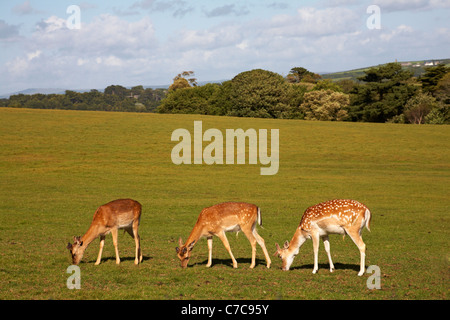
[67,199,143,265]
[275,199,372,276]
[176,202,271,269]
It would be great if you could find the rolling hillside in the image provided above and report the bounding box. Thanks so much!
[322,58,450,82]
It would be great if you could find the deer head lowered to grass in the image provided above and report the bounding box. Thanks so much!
[274,199,372,276]
[67,199,143,265]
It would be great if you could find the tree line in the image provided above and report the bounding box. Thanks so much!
[1,63,448,124]
[0,85,166,113]
[158,64,449,124]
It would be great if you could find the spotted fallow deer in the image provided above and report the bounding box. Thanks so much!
[176,202,271,269]
[67,199,143,265]
[275,199,372,276]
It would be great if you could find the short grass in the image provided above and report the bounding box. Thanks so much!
[0,107,448,300]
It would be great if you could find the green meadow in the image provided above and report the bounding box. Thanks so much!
[0,107,448,300]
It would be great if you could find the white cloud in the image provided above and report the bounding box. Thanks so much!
[267,7,361,38]
[380,24,414,41]
[1,2,449,93]
[26,50,41,61]
[3,14,159,91]
[32,14,156,55]
[36,16,66,33]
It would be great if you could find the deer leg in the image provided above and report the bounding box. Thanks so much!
[95,235,106,265]
[216,231,238,268]
[242,228,257,269]
[346,228,366,276]
[253,228,271,269]
[125,226,141,264]
[206,236,213,267]
[131,221,142,265]
[322,235,335,272]
[111,228,120,265]
[311,231,320,274]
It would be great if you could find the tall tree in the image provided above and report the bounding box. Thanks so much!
[420,64,449,94]
[301,89,349,121]
[287,67,321,83]
[169,71,198,92]
[349,63,417,122]
[228,69,291,118]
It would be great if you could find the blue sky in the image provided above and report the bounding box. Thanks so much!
[1,0,449,94]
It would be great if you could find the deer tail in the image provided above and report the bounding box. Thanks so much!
[365,208,372,232]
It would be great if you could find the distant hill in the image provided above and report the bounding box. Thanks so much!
[0,88,67,99]
[0,80,230,99]
[0,88,94,99]
[321,58,450,82]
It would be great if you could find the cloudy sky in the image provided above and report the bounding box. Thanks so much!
[1,0,449,94]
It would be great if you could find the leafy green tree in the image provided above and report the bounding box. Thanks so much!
[349,63,417,122]
[207,81,233,116]
[287,67,321,84]
[336,79,357,94]
[169,77,190,91]
[157,83,220,115]
[403,92,436,124]
[424,103,449,124]
[312,79,343,92]
[228,69,291,118]
[169,71,197,92]
[138,88,167,112]
[420,64,449,94]
[104,85,129,99]
[433,72,450,104]
[300,89,349,121]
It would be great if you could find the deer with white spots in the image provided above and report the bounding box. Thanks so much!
[275,199,372,276]
[176,202,271,269]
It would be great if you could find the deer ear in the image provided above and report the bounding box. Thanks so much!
[283,241,289,249]
[274,243,281,256]
[178,237,184,247]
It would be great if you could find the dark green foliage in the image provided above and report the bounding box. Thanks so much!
[2,62,449,124]
[420,64,450,93]
[348,63,418,122]
[228,69,291,118]
[3,86,166,113]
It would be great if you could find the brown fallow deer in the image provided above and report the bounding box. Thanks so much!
[176,202,271,269]
[67,199,143,265]
[275,199,372,276]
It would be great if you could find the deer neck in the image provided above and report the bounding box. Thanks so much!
[289,228,308,254]
[184,223,205,248]
[81,224,102,249]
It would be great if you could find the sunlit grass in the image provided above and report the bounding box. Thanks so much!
[0,107,448,299]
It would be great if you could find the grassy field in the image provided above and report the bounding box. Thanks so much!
[0,107,448,300]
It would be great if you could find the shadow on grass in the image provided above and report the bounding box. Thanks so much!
[190,259,361,272]
[192,257,268,268]
[290,262,361,272]
[86,255,153,265]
